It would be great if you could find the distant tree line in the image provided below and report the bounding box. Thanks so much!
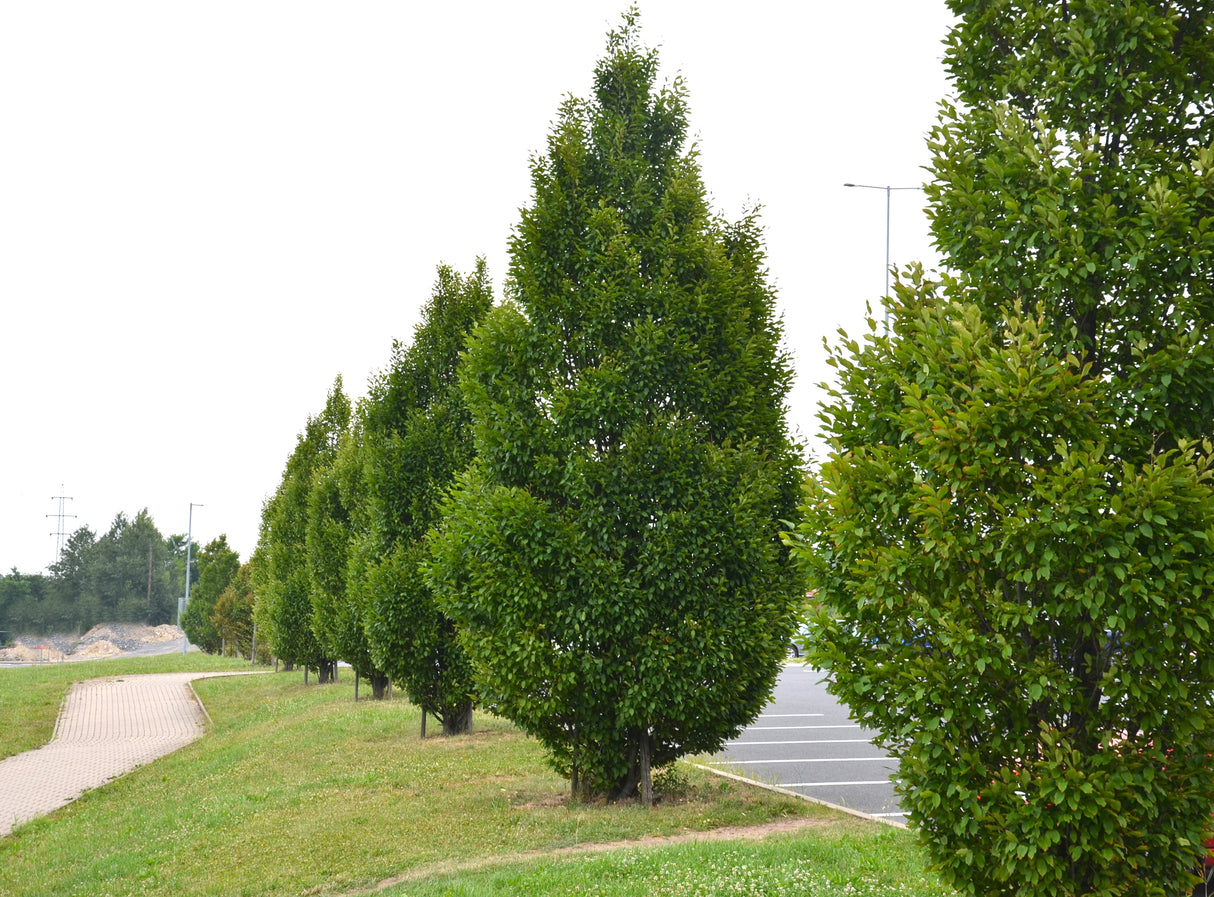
[0,509,193,637]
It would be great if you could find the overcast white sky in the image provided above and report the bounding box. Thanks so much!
[1,1,955,575]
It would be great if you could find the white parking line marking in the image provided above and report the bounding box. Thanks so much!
[783,780,892,787]
[755,714,825,718]
[715,757,895,765]
[745,724,863,731]
[728,739,874,746]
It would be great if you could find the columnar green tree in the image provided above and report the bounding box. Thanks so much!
[307,424,390,697]
[254,377,348,680]
[356,261,492,730]
[426,15,802,801]
[792,284,1214,897]
[794,3,1214,895]
[182,535,240,654]
[212,562,259,660]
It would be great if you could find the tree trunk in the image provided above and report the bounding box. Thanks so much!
[420,710,427,739]
[611,735,642,802]
[441,701,474,736]
[640,729,653,808]
[317,659,336,684]
[371,674,389,700]
[606,729,654,805]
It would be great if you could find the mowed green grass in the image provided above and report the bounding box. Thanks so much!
[0,658,951,897]
[381,831,943,897]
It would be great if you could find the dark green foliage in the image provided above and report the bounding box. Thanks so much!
[791,282,1214,896]
[182,535,240,654]
[0,570,52,637]
[791,7,1214,892]
[0,516,195,636]
[90,511,175,624]
[212,562,260,661]
[45,527,99,629]
[427,14,803,800]
[356,261,492,727]
[306,426,387,691]
[254,377,349,679]
[927,0,1214,456]
[59,513,185,631]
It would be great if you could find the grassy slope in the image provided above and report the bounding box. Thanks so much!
[0,661,949,897]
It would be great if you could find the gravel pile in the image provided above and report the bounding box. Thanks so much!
[28,633,77,655]
[0,624,185,663]
[76,623,182,654]
[0,643,67,663]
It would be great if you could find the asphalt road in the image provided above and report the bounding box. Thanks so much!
[714,663,905,824]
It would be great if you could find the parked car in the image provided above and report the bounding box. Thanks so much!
[1193,836,1214,896]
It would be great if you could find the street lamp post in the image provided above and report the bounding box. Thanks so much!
[182,502,203,655]
[844,182,923,326]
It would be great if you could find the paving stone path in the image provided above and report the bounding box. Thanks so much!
[0,672,250,837]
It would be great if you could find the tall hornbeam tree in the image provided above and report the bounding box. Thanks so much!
[355,261,492,732]
[306,425,391,698]
[793,4,1214,896]
[426,12,803,803]
[182,535,240,654]
[254,377,348,681]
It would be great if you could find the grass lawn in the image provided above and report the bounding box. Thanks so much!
[380,831,940,896]
[0,657,951,897]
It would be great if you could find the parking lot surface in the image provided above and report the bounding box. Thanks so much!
[714,664,904,824]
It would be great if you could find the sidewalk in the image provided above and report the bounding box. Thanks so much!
[0,672,248,837]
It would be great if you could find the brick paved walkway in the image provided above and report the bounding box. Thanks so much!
[0,672,248,837]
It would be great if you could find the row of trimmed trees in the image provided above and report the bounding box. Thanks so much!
[250,13,804,803]
[253,261,493,721]
[216,4,1214,892]
[196,4,1214,893]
